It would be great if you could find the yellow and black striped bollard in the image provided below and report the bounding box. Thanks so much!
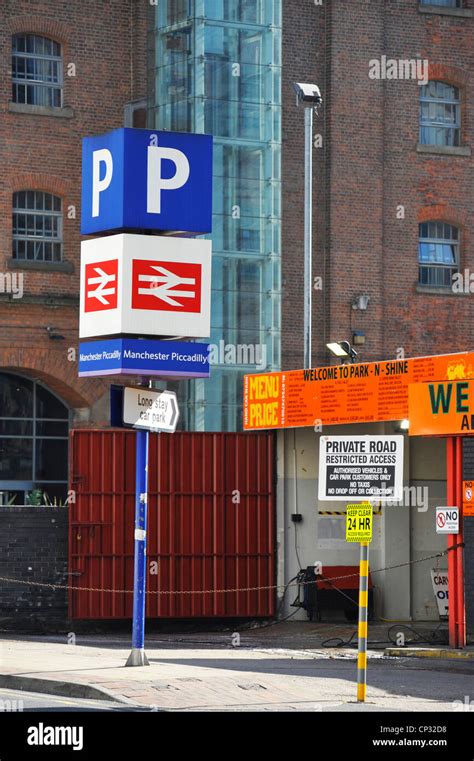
[357,540,369,702]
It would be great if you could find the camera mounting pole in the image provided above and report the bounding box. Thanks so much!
[304,104,313,371]
[292,83,322,370]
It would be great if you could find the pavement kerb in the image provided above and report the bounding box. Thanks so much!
[0,673,136,705]
[384,647,474,660]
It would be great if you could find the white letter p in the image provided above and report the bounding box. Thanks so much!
[147,144,190,215]
[92,149,113,217]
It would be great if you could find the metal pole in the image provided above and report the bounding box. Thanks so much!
[447,436,458,648]
[126,428,150,666]
[455,436,466,647]
[304,106,313,370]
[357,541,369,702]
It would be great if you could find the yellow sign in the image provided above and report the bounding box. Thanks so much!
[409,380,474,436]
[346,504,373,543]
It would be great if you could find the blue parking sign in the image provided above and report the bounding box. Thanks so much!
[81,128,213,235]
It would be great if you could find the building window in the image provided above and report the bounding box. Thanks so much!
[12,34,63,107]
[420,81,460,147]
[419,222,459,287]
[124,99,147,128]
[0,372,69,506]
[420,0,462,6]
[13,191,63,262]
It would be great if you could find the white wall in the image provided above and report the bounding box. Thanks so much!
[276,424,446,621]
[409,437,446,620]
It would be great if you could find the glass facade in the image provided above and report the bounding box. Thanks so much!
[151,0,282,431]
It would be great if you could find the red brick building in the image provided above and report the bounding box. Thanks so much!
[1,0,470,437]
[0,1,147,424]
[0,2,472,622]
[278,0,473,624]
[282,0,473,371]
[0,0,474,498]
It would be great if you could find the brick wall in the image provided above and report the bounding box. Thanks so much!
[0,0,147,418]
[282,0,473,371]
[282,0,328,370]
[0,1,472,405]
[0,506,68,629]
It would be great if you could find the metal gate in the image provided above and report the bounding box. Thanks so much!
[69,430,275,619]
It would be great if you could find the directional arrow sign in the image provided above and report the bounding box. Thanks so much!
[123,387,179,433]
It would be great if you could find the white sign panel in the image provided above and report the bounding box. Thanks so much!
[430,569,449,617]
[435,506,459,534]
[123,387,179,433]
[318,435,404,502]
[79,233,211,339]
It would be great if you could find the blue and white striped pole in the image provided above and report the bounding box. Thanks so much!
[126,428,150,667]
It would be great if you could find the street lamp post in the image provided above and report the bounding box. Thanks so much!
[293,82,322,371]
[304,106,313,372]
[326,340,358,365]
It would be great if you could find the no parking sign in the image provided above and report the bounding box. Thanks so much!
[435,506,459,534]
[463,481,474,517]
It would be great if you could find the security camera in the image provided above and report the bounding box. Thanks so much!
[352,294,370,311]
[292,82,322,105]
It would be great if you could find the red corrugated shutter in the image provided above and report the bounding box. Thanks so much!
[69,430,275,619]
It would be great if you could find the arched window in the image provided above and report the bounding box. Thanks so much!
[13,191,63,262]
[0,373,69,506]
[419,221,459,287]
[12,33,63,107]
[419,81,460,147]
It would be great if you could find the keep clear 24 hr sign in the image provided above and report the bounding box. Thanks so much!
[318,435,404,501]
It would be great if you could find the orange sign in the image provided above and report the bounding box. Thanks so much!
[243,351,474,431]
[409,380,474,436]
[463,480,474,517]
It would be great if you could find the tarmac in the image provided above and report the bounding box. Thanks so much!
[1,620,473,711]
